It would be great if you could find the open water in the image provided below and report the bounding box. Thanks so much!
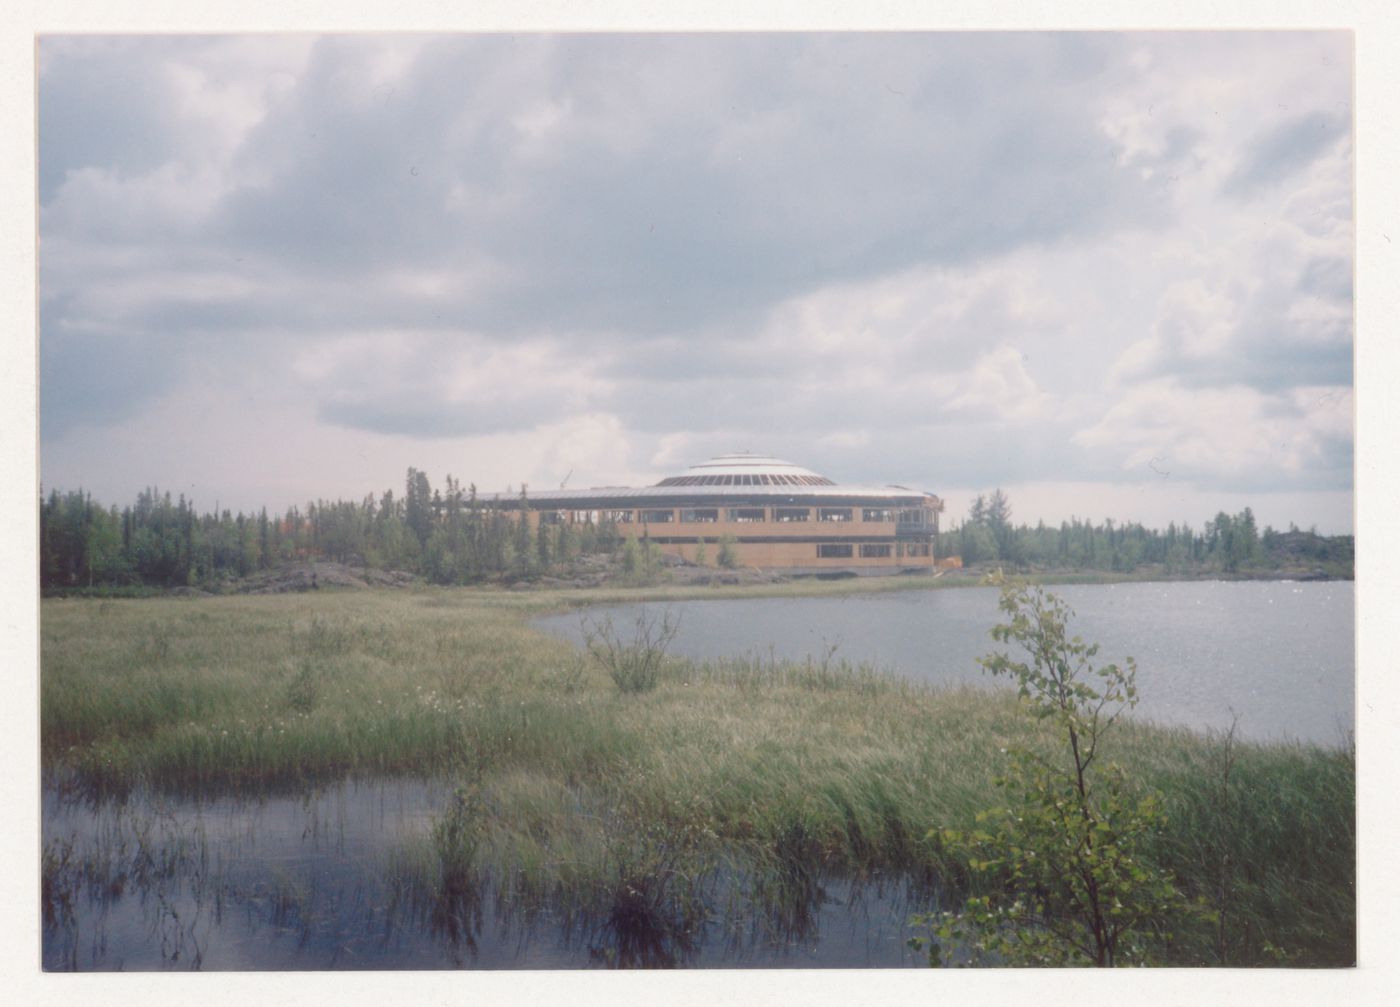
[43,580,1353,971]
[538,580,1355,747]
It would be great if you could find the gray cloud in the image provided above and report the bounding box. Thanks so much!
[1114,247,1353,396]
[317,395,563,439]
[1223,109,1349,197]
[37,32,1353,518]
[38,39,185,203]
[40,314,183,438]
[1298,255,1352,303]
[39,33,1175,444]
[203,34,1168,334]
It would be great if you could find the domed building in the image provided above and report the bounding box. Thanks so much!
[502,453,945,575]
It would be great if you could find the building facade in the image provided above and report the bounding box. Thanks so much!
[500,454,944,575]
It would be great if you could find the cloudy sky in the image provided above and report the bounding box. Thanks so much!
[37,32,1354,532]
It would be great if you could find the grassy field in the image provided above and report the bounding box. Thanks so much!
[40,584,1355,966]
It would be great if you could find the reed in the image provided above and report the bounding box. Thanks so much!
[40,589,1355,964]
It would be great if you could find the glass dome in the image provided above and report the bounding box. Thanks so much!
[653,453,836,488]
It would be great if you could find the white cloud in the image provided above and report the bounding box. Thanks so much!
[43,163,230,241]
[1292,385,1354,442]
[526,413,651,491]
[941,346,1052,422]
[37,32,1353,526]
[1073,379,1350,488]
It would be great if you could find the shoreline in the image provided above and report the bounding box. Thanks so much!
[39,586,1356,967]
[38,561,1353,607]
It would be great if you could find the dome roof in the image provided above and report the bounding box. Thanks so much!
[654,453,836,488]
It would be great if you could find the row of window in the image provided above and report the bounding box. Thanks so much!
[655,473,835,487]
[613,506,929,524]
[535,507,936,529]
[814,543,932,559]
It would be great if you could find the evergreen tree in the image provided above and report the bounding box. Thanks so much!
[987,488,1013,560]
[556,519,577,567]
[258,508,272,570]
[465,483,483,579]
[404,468,434,547]
[513,487,535,579]
[537,517,553,572]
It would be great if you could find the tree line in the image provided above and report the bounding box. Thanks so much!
[942,488,1353,577]
[39,468,625,592]
[39,474,1353,593]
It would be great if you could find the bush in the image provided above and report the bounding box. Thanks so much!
[581,609,680,694]
[914,575,1197,966]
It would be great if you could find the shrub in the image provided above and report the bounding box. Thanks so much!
[914,575,1197,966]
[581,608,680,694]
[620,538,642,576]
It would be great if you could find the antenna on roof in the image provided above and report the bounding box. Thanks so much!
[560,469,572,490]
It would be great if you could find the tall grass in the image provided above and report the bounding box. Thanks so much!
[41,589,1354,964]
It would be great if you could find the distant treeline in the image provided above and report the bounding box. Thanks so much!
[941,488,1353,578]
[40,468,625,592]
[39,473,1353,592]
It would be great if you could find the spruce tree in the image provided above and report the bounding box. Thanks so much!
[514,487,535,578]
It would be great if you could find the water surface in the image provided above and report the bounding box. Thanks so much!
[43,779,930,971]
[539,580,1354,746]
[45,579,1352,971]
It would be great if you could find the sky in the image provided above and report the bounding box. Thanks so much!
[10,13,1399,1005]
[36,31,1355,532]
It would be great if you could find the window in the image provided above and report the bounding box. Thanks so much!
[640,509,674,523]
[860,543,892,558]
[818,508,853,522]
[817,543,854,558]
[898,508,929,526]
[605,509,633,524]
[728,507,766,523]
[539,511,563,525]
[862,508,895,522]
[774,507,810,522]
[680,508,718,523]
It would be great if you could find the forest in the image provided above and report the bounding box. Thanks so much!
[38,472,1353,593]
[943,488,1352,578]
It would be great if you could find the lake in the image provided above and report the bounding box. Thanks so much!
[43,579,1353,971]
[538,580,1355,747]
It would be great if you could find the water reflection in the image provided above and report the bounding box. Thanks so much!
[43,778,931,971]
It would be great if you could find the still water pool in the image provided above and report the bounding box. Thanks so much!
[42,779,928,971]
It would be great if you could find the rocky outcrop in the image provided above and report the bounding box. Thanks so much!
[232,561,417,594]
